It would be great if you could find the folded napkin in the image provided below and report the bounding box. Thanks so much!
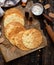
[0,0,5,6]
[0,0,20,17]
[0,7,4,17]
[0,0,20,7]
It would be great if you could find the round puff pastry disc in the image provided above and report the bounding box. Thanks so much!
[4,8,25,27]
[22,29,43,49]
[15,31,29,51]
[5,22,25,45]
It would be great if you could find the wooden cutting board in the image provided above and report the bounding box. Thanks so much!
[0,5,47,62]
[0,35,47,62]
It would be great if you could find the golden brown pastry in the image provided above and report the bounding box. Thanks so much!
[4,8,25,27]
[15,31,29,51]
[5,22,25,45]
[22,29,43,49]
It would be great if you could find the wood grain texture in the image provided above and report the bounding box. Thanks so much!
[0,4,47,62]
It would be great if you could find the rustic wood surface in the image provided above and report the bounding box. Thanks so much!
[0,0,54,65]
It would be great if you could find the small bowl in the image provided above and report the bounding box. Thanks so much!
[31,3,44,16]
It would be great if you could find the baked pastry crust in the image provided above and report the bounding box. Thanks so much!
[4,22,25,45]
[4,8,24,18]
[15,31,29,51]
[22,29,43,49]
[4,8,24,27]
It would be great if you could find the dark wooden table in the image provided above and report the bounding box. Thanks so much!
[0,0,54,65]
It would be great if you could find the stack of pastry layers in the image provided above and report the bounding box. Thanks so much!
[4,8,43,51]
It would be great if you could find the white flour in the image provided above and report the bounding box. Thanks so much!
[32,5,43,15]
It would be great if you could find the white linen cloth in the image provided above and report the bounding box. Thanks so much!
[0,0,20,17]
[0,0,20,7]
